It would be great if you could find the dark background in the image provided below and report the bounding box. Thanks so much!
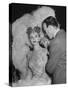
[9,3,66,85]
[9,3,66,30]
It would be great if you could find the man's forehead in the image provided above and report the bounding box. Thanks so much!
[44,23,54,28]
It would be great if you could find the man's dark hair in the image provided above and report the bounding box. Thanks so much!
[42,16,59,28]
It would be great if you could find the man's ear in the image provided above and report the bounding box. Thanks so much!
[43,23,47,29]
[42,24,48,35]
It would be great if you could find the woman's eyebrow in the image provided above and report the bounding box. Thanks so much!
[30,36,34,39]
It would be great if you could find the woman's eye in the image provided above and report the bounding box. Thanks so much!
[30,36,34,39]
[35,35,37,37]
[35,34,38,37]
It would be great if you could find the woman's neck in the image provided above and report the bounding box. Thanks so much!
[34,43,41,50]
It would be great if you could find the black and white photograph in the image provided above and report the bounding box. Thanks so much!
[9,3,66,87]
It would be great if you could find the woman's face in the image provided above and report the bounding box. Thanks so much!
[30,32,40,45]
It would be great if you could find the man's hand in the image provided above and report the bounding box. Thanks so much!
[40,37,50,48]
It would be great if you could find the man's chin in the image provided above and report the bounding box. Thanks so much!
[44,35,51,40]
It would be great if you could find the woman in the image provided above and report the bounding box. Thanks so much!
[13,26,51,86]
[26,26,51,85]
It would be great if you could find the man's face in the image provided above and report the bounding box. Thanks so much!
[43,23,55,39]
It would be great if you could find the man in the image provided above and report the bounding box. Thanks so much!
[42,16,66,84]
